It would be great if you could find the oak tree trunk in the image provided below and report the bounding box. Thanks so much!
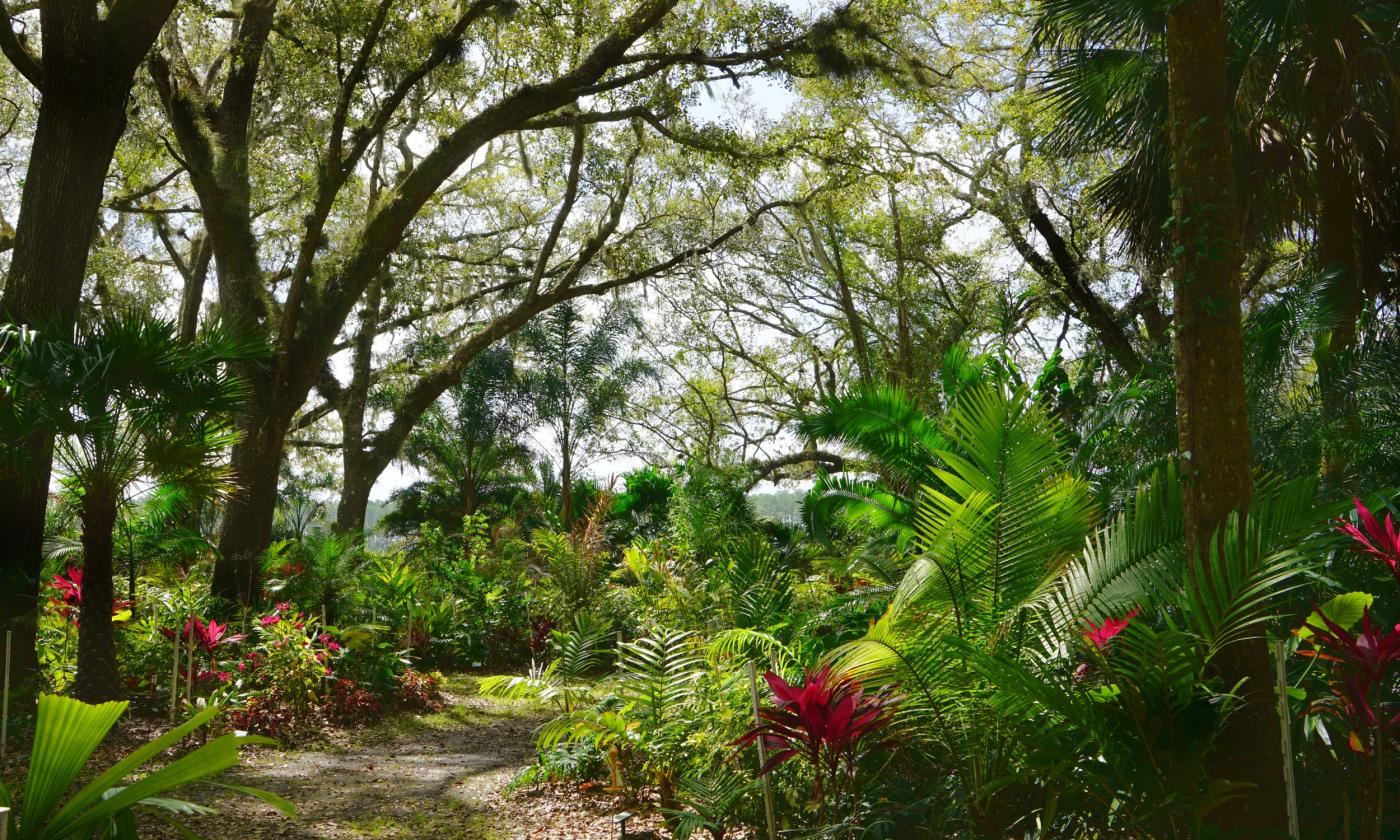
[1165,0,1288,834]
[335,456,375,535]
[0,68,138,697]
[212,411,288,606]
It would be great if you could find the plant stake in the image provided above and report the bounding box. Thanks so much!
[2,630,11,761]
[169,623,181,721]
[747,661,778,840]
[1274,639,1299,839]
[185,611,195,705]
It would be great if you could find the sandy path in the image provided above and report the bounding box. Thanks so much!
[143,691,669,839]
[146,694,547,839]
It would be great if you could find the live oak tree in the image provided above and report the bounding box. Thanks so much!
[143,0,847,603]
[311,117,804,533]
[0,0,179,691]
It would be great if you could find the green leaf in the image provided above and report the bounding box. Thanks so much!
[1296,592,1373,641]
[20,695,128,835]
[207,783,298,817]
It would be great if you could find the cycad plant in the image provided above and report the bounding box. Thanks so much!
[532,630,705,804]
[959,469,1335,836]
[0,314,258,702]
[825,381,1097,829]
[260,529,362,623]
[479,614,612,713]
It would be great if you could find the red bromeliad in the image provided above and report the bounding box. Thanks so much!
[1083,608,1140,651]
[735,667,899,819]
[1336,499,1400,590]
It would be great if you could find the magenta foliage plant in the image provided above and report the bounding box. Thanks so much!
[1336,498,1400,589]
[735,666,899,824]
[1295,498,1400,839]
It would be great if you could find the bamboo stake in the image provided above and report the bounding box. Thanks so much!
[1273,640,1300,839]
[2,630,11,761]
[185,612,195,704]
[747,661,778,840]
[169,625,181,722]
[320,606,329,694]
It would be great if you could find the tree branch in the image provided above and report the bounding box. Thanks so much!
[0,0,41,89]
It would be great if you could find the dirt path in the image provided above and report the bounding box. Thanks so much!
[148,688,669,839]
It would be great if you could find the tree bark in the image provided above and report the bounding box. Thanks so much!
[73,497,122,703]
[335,455,375,535]
[1165,0,1288,834]
[1308,12,1364,483]
[211,408,287,605]
[0,89,128,701]
[1018,187,1144,375]
[0,0,177,694]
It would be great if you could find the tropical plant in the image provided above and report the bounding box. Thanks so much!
[387,346,537,534]
[0,694,290,839]
[665,768,757,840]
[521,300,652,527]
[708,535,795,632]
[532,630,705,804]
[260,529,363,623]
[799,383,947,546]
[954,469,1337,836]
[0,314,258,702]
[531,503,611,622]
[478,615,612,712]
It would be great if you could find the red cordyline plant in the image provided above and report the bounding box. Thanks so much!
[161,616,248,658]
[1296,498,1400,839]
[1297,606,1400,840]
[1336,498,1400,589]
[735,667,900,825]
[47,565,133,624]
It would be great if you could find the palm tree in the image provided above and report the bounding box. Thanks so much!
[0,313,256,702]
[521,301,651,528]
[391,345,536,532]
[797,343,998,546]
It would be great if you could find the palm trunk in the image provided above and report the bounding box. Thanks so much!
[1309,17,1363,483]
[560,425,574,529]
[74,496,123,703]
[1165,0,1288,833]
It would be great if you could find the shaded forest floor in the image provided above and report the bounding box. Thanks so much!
[137,676,669,839]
